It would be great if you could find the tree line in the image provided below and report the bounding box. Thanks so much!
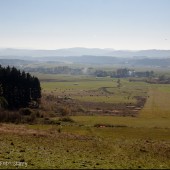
[24,66,83,75]
[94,68,154,78]
[0,65,41,109]
[23,66,155,78]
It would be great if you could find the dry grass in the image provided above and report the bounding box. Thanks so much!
[140,86,170,119]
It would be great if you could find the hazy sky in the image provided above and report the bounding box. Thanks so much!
[0,0,170,50]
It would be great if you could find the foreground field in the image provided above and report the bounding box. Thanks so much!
[0,123,170,169]
[0,75,170,169]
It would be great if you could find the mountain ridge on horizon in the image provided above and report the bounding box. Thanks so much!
[0,47,170,58]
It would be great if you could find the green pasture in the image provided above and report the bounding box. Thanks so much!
[41,76,149,104]
[69,82,170,128]
[39,74,170,128]
[140,85,170,119]
[69,116,170,129]
[40,74,170,129]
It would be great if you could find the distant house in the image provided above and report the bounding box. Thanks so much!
[128,70,135,77]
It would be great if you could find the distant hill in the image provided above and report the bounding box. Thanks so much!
[130,58,170,67]
[1,56,170,68]
[47,55,125,64]
[0,47,170,68]
[0,48,170,58]
[0,59,34,67]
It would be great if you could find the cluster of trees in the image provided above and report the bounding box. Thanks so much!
[0,65,41,109]
[135,71,154,78]
[21,65,155,79]
[146,75,170,84]
[94,68,154,78]
[116,68,131,78]
[24,66,84,75]
[116,68,154,78]
[93,70,116,77]
[5,61,155,79]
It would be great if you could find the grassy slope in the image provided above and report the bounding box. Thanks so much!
[0,123,170,169]
[140,85,170,119]
[0,76,170,169]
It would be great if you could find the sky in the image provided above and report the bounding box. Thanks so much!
[0,0,170,50]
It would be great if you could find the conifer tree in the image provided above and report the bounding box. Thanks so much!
[0,65,41,109]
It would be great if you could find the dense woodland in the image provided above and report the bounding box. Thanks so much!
[0,65,41,109]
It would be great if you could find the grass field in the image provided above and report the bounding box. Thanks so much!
[0,74,170,169]
[140,85,170,119]
[41,77,148,104]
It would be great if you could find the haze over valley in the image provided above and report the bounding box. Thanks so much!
[0,0,170,169]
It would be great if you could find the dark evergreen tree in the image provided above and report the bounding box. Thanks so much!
[0,65,41,109]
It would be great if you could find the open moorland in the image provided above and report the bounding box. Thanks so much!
[0,73,170,169]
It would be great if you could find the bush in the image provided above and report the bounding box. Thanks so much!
[0,108,41,124]
[0,110,21,123]
[58,128,61,133]
[0,97,8,109]
[58,106,71,116]
[19,109,40,124]
[19,108,32,116]
[43,117,61,125]
[94,123,127,128]
[21,112,37,123]
[58,117,74,122]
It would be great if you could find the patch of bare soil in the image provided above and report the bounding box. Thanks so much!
[78,96,147,116]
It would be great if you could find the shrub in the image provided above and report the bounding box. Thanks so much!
[58,128,61,133]
[19,108,32,116]
[0,97,8,109]
[0,110,21,123]
[58,106,71,116]
[36,111,40,117]
[0,108,39,124]
[77,106,85,113]
[94,123,127,128]
[58,117,74,122]
[21,112,36,124]
[43,117,61,125]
